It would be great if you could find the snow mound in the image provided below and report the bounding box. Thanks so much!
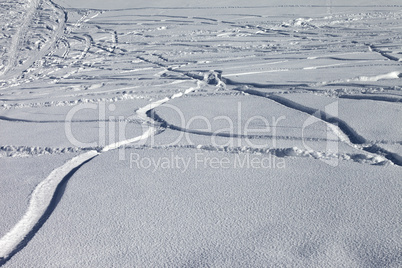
[350,71,402,82]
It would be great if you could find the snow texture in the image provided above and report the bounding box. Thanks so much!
[0,0,401,266]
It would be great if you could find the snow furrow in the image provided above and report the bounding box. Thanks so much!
[0,81,201,265]
[101,127,156,152]
[0,93,146,110]
[0,115,142,124]
[369,45,402,62]
[266,95,402,166]
[147,109,338,143]
[267,94,366,145]
[105,82,201,151]
[339,94,402,103]
[121,144,391,166]
[136,81,201,122]
[0,150,99,264]
[362,144,402,166]
[229,87,401,166]
[347,71,402,82]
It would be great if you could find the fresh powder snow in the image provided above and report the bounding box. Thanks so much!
[0,0,401,267]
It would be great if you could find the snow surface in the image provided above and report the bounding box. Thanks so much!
[4,149,402,267]
[0,0,401,267]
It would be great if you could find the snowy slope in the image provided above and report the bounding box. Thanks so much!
[4,149,402,267]
[0,0,401,267]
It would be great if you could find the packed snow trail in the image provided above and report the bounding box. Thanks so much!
[103,83,200,152]
[267,95,366,145]
[228,86,402,166]
[101,127,156,152]
[0,83,199,265]
[0,150,99,264]
[266,95,402,166]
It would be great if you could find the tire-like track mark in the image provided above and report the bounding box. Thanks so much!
[60,38,71,59]
[77,34,92,60]
[0,82,199,266]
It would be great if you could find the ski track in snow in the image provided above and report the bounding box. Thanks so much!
[0,82,198,265]
[0,1,402,265]
[228,86,402,166]
[0,150,98,265]
[339,94,402,103]
[0,0,41,78]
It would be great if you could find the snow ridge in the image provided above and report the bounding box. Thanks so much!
[124,144,391,166]
[148,109,339,143]
[0,145,91,158]
[0,83,199,265]
[267,94,366,144]
[0,150,99,265]
[228,87,402,166]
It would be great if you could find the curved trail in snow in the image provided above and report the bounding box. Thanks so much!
[0,82,200,266]
[266,95,402,166]
[229,86,402,166]
[339,94,402,103]
[148,109,339,143]
[267,94,366,145]
[0,151,98,266]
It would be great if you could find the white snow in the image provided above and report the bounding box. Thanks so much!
[4,149,401,267]
[348,71,402,82]
[0,0,401,266]
[0,150,98,260]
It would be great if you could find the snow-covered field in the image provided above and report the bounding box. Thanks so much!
[0,0,401,267]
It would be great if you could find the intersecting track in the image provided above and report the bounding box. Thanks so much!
[0,0,41,78]
[0,83,199,266]
[1,3,402,265]
[228,86,402,166]
[147,109,339,143]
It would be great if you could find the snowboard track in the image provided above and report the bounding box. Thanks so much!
[0,156,95,267]
[228,86,402,166]
[0,83,198,265]
[1,2,402,265]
